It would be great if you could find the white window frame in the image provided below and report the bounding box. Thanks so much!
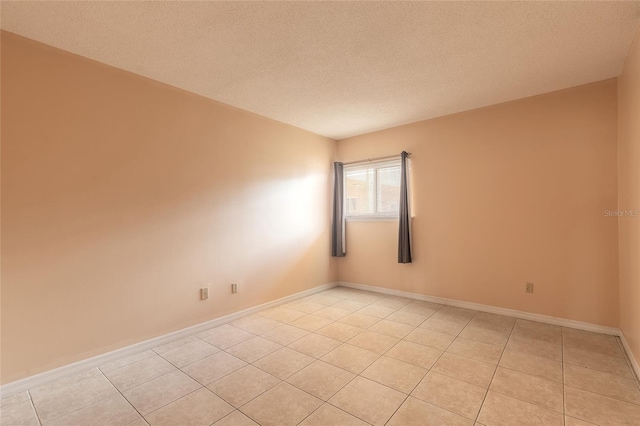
[343,158,401,221]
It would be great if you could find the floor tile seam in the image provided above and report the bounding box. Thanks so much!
[380,311,471,426]
[563,382,640,408]
[95,366,149,426]
[25,391,44,426]
[30,370,129,426]
[473,314,516,424]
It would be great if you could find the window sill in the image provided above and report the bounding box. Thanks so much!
[346,216,398,222]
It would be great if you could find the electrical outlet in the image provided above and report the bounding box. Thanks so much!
[200,287,209,300]
[231,283,238,294]
[526,282,534,293]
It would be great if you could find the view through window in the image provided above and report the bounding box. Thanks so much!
[345,159,401,218]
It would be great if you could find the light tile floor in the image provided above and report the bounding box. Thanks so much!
[2,287,640,426]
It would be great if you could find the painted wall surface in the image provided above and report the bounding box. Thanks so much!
[337,80,620,328]
[0,32,337,384]
[618,29,640,365]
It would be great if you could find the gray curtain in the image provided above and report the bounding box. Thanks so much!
[331,162,346,257]
[398,151,412,263]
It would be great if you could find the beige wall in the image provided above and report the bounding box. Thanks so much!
[618,29,640,365]
[0,32,337,384]
[337,80,620,328]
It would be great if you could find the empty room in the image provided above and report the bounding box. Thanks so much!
[1,1,640,425]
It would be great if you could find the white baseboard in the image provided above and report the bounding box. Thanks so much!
[0,281,339,397]
[338,281,640,379]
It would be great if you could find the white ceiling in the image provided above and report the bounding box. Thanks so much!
[2,1,639,140]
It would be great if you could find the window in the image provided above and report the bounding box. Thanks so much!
[344,159,401,219]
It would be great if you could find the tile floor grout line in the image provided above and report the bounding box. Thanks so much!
[380,304,465,425]
[303,300,449,426]
[472,314,517,424]
[97,366,151,424]
[26,390,44,426]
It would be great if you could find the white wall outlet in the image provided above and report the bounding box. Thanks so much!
[200,287,209,300]
[231,283,238,294]
[526,282,534,293]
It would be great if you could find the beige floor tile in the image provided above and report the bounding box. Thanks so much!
[289,315,332,332]
[208,365,280,408]
[458,324,510,347]
[314,306,351,321]
[385,340,443,369]
[348,330,400,354]
[361,356,427,393]
[338,312,381,329]
[506,334,562,361]
[231,315,282,335]
[30,369,119,422]
[347,292,385,304]
[405,328,455,350]
[412,371,486,420]
[471,312,515,332]
[375,296,413,309]
[399,300,443,317]
[100,350,155,374]
[316,322,362,342]
[386,310,428,327]
[329,376,406,426]
[490,367,563,412]
[332,299,368,312]
[387,397,473,426]
[287,300,326,314]
[564,346,633,378]
[261,324,309,346]
[197,325,255,350]
[564,363,640,405]
[358,304,397,318]
[287,360,355,400]
[103,354,175,391]
[432,352,496,388]
[288,333,342,358]
[420,316,467,335]
[212,411,259,426]
[182,351,247,385]
[126,418,150,426]
[0,400,40,426]
[512,320,562,345]
[153,336,200,355]
[563,328,624,358]
[144,388,233,426]
[0,391,30,408]
[157,339,220,368]
[447,337,503,364]
[303,294,343,306]
[430,306,476,324]
[564,416,598,426]
[253,347,314,379]
[478,391,563,426]
[46,394,139,426]
[298,403,368,426]
[565,385,640,426]
[368,319,415,339]
[499,349,563,383]
[321,288,356,299]
[122,370,201,415]
[321,343,380,374]
[240,382,321,426]
[225,337,282,363]
[258,307,306,323]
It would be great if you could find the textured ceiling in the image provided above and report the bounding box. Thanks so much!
[2,1,640,139]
